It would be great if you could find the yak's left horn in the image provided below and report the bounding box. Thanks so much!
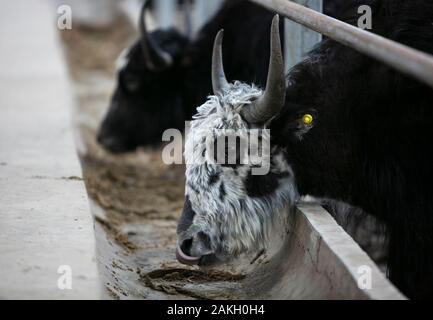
[211,29,230,95]
[241,15,286,123]
[139,0,173,70]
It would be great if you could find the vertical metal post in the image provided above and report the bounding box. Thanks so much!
[155,0,177,29]
[284,0,322,73]
[194,0,223,34]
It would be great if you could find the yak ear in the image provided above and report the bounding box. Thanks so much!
[285,109,317,139]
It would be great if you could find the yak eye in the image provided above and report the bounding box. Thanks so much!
[122,73,141,92]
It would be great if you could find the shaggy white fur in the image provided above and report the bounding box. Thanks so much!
[182,81,299,260]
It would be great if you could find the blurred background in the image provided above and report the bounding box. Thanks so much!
[56,0,222,31]
[60,0,224,154]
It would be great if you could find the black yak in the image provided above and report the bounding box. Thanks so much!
[176,1,433,299]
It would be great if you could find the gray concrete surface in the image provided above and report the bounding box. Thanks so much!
[0,0,99,299]
[282,204,404,299]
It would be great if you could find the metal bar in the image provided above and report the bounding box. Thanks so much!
[284,0,322,73]
[250,0,433,88]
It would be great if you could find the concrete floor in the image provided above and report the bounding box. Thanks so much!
[0,0,99,299]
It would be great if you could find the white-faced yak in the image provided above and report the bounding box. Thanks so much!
[176,1,433,299]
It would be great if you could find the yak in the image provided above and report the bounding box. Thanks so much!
[175,1,433,299]
[97,0,345,153]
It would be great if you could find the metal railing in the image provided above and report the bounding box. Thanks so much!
[91,0,433,88]
[250,0,433,88]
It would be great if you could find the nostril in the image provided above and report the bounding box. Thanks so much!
[97,133,108,146]
[96,132,104,144]
[97,135,128,153]
[99,136,114,148]
[176,238,201,265]
[180,238,193,256]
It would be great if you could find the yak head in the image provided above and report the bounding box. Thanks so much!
[97,1,189,153]
[176,16,299,266]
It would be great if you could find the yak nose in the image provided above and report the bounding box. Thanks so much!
[176,232,213,266]
[176,238,201,265]
[97,133,127,154]
[180,238,193,256]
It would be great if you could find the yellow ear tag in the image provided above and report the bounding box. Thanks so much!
[302,114,313,125]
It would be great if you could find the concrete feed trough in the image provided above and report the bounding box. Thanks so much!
[76,144,404,300]
[93,196,405,299]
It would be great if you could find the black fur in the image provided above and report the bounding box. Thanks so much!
[208,172,220,185]
[245,170,290,198]
[97,28,189,152]
[219,182,226,201]
[272,0,433,299]
[177,196,196,234]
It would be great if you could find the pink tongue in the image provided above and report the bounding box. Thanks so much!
[176,245,201,265]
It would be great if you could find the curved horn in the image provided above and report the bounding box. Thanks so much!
[139,0,173,70]
[212,29,230,95]
[242,15,286,123]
